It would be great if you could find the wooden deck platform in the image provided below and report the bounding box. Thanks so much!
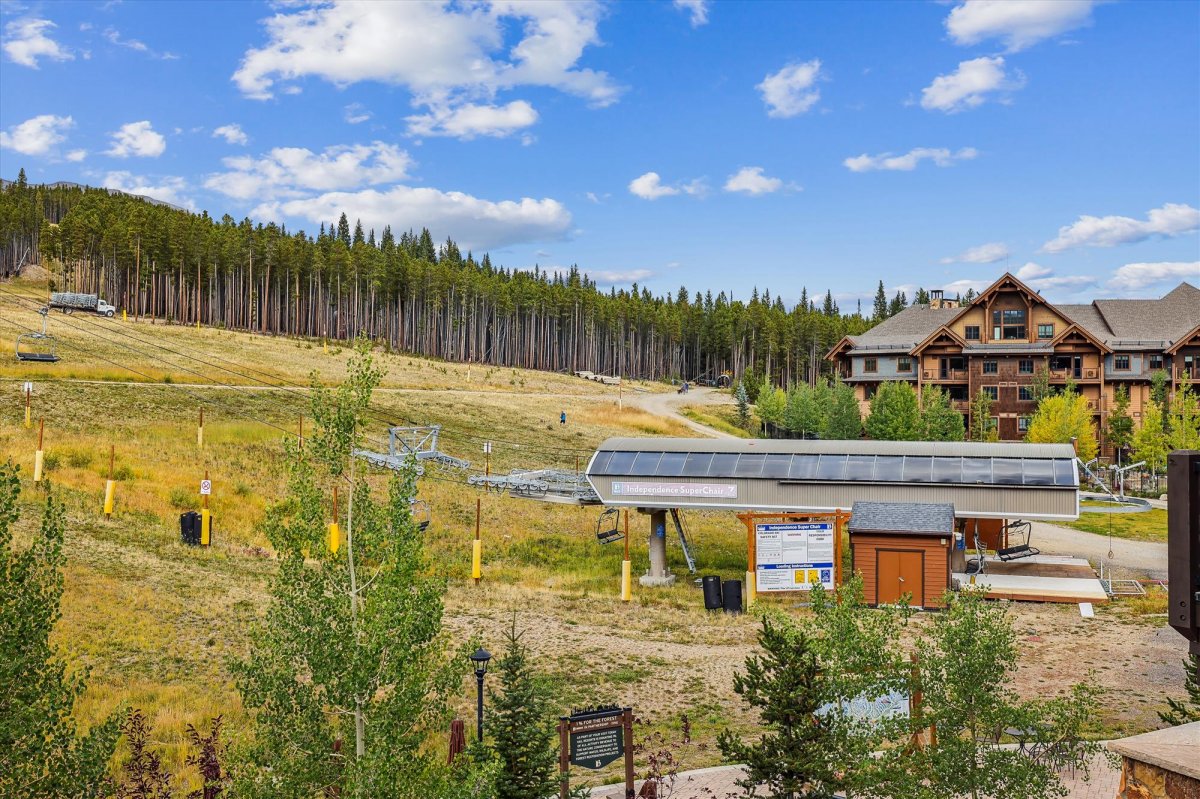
[954,555,1109,604]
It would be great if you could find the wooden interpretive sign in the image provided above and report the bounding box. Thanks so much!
[558,706,634,799]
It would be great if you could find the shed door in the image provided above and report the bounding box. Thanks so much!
[877,549,924,607]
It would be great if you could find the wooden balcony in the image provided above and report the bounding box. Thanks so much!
[924,369,968,381]
[1049,367,1100,381]
[1177,367,1198,381]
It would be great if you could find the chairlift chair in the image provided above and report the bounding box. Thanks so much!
[595,508,623,544]
[410,499,431,532]
[15,306,60,363]
[996,520,1040,561]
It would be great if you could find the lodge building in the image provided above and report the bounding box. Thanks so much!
[826,272,1200,454]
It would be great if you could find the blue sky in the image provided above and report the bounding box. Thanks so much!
[2,0,1198,306]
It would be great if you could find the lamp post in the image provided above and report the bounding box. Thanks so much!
[469,647,492,743]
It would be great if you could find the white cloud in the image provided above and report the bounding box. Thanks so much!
[102,171,194,210]
[590,268,653,283]
[940,241,1008,264]
[628,171,705,200]
[673,0,709,27]
[344,103,371,124]
[105,121,166,158]
[257,185,571,251]
[946,0,1097,52]
[406,100,538,140]
[1041,203,1200,253]
[920,56,1023,113]
[101,27,180,60]
[205,141,413,201]
[3,17,72,68]
[723,166,784,195]
[941,278,992,296]
[0,114,74,156]
[212,124,249,145]
[233,1,620,117]
[1014,261,1095,293]
[1107,262,1200,292]
[66,149,87,162]
[845,146,978,173]
[757,59,822,118]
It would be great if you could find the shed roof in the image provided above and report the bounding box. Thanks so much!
[849,502,955,535]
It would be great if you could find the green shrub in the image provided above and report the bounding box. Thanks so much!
[168,487,192,509]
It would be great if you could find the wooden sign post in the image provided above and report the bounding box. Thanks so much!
[558,706,634,799]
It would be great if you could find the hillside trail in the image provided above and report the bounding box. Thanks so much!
[624,386,738,440]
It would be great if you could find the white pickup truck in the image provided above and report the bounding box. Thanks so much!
[49,292,117,317]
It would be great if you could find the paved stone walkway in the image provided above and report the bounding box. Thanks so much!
[592,752,1121,798]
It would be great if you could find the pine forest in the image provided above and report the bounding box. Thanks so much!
[1,174,876,383]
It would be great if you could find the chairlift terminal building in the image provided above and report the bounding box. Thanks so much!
[585,438,1079,521]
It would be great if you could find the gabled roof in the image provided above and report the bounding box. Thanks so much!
[1049,322,1110,353]
[837,303,961,353]
[849,501,955,535]
[1061,282,1200,349]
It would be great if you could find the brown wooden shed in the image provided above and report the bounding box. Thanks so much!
[849,501,955,609]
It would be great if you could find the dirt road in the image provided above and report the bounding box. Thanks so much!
[1030,520,1167,580]
[625,386,738,439]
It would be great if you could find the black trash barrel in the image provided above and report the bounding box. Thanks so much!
[722,579,743,615]
[180,511,198,545]
[702,575,723,611]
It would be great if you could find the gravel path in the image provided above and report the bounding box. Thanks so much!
[625,386,739,440]
[1030,520,1168,580]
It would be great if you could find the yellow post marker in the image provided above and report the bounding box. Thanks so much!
[122,309,127,322]
[472,498,482,583]
[197,408,204,449]
[24,383,32,429]
[103,445,116,517]
[33,418,45,482]
[328,486,341,553]
[200,470,212,546]
[621,510,632,602]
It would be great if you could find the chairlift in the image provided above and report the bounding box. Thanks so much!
[15,306,60,363]
[997,519,1039,561]
[410,499,431,533]
[595,508,623,544]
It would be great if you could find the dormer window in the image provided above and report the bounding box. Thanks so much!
[992,308,1026,340]
[965,325,980,341]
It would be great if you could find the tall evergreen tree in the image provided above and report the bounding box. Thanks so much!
[489,621,558,799]
[872,281,888,321]
[718,619,843,799]
[735,381,752,429]
[0,465,120,799]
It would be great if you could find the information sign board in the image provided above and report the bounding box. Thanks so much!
[568,712,624,769]
[611,481,737,499]
[200,479,212,496]
[755,522,835,592]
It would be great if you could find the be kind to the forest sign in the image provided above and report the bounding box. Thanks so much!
[558,706,634,799]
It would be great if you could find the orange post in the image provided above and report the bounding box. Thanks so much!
[328,485,341,553]
[200,469,212,546]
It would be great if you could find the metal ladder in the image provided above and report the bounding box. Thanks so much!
[669,508,697,574]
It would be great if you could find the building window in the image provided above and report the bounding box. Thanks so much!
[1051,355,1073,371]
[1018,417,1031,433]
[897,357,912,372]
[1114,354,1131,371]
[1019,359,1034,374]
[983,361,998,374]
[864,357,877,373]
[983,386,998,400]
[1149,355,1164,370]
[1038,324,1054,339]
[992,308,1027,340]
[1019,386,1034,401]
[863,384,877,399]
[965,325,980,341]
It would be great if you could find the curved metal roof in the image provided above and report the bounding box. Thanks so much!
[594,437,1076,460]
